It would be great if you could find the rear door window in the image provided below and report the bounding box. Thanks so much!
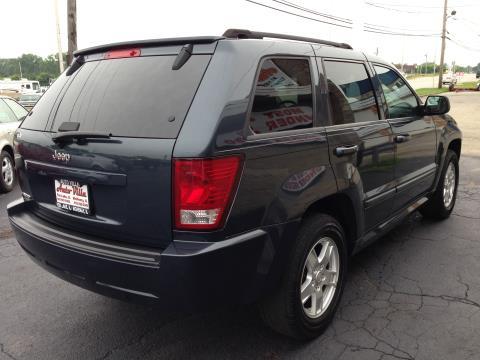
[249,58,313,134]
[50,55,211,138]
[3,98,28,119]
[324,61,379,125]
[0,99,18,123]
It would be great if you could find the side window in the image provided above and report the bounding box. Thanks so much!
[0,100,18,123]
[249,58,313,134]
[324,61,379,125]
[3,98,28,120]
[374,65,418,119]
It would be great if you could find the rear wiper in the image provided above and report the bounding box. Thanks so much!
[52,131,111,143]
[172,44,193,70]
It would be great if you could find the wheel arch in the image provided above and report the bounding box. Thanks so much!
[302,193,359,255]
[448,138,461,159]
[2,144,14,162]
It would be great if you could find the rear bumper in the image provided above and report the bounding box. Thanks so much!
[8,198,299,310]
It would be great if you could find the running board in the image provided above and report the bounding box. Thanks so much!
[353,196,428,254]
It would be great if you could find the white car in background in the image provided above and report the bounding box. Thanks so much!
[0,96,28,192]
[442,72,457,85]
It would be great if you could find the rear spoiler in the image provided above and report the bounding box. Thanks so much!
[74,36,224,57]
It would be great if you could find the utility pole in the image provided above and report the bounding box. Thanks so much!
[437,0,448,88]
[67,0,77,65]
[18,61,23,79]
[54,0,64,73]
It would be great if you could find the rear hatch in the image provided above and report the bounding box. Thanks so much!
[15,41,215,248]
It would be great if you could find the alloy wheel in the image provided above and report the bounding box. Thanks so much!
[300,237,340,318]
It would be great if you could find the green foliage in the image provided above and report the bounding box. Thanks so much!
[0,53,66,84]
[416,87,449,96]
[36,72,52,86]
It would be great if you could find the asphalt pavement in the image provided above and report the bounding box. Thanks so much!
[1,93,480,360]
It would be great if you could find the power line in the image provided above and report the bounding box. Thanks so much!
[275,0,438,33]
[367,1,480,8]
[245,0,352,29]
[245,0,441,37]
[364,22,436,32]
[365,2,437,14]
[273,0,352,24]
[447,35,480,51]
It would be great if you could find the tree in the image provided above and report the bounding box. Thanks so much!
[36,72,53,86]
[0,53,65,80]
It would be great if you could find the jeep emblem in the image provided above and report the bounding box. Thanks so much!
[52,150,71,163]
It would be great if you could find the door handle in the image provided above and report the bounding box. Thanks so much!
[394,134,410,143]
[334,145,359,157]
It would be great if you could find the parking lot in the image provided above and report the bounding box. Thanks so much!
[1,92,479,360]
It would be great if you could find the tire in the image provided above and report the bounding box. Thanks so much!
[259,214,348,339]
[0,150,15,193]
[420,149,459,220]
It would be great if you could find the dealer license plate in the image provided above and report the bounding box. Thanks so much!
[55,179,91,215]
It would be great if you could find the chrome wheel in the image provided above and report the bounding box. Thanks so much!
[443,162,456,209]
[2,156,13,187]
[300,237,340,319]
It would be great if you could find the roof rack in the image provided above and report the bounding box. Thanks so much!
[222,29,352,50]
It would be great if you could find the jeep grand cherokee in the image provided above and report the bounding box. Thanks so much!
[8,29,462,339]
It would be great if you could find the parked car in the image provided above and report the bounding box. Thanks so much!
[442,72,457,85]
[8,30,462,339]
[18,93,42,111]
[476,70,480,79]
[0,88,21,101]
[0,96,27,192]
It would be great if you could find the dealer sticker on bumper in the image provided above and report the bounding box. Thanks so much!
[55,179,90,215]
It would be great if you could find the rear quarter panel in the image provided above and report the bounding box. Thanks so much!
[173,40,342,242]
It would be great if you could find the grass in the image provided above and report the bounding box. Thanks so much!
[415,87,449,96]
[405,73,438,80]
[455,81,478,89]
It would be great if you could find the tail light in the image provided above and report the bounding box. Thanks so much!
[173,156,243,230]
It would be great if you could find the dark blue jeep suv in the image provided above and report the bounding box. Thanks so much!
[8,29,462,339]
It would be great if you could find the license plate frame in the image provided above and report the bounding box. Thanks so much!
[54,179,91,216]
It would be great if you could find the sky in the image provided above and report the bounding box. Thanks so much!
[1,0,479,67]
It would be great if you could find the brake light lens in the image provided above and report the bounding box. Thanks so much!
[104,48,141,59]
[173,156,243,230]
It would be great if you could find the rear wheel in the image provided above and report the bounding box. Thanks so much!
[259,214,348,339]
[420,149,459,220]
[0,150,15,193]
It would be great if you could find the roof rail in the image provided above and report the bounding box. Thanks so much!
[222,29,352,50]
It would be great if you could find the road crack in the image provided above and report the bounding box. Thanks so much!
[0,343,17,360]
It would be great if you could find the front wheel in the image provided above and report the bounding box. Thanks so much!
[420,149,459,220]
[259,214,348,339]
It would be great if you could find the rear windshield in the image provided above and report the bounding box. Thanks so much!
[23,55,211,138]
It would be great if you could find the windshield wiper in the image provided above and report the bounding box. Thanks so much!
[52,131,111,143]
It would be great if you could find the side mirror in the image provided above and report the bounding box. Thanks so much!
[424,95,450,115]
